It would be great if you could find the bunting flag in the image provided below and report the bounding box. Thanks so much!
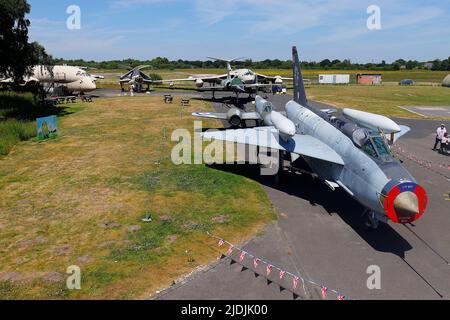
[321,287,328,300]
[240,251,246,263]
[266,264,272,277]
[208,232,351,300]
[293,276,299,290]
[254,258,259,269]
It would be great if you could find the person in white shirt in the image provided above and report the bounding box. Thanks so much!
[433,124,447,150]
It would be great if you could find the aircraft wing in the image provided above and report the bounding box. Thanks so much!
[156,74,228,84]
[391,125,411,144]
[119,70,133,81]
[193,112,229,120]
[193,112,262,121]
[242,83,275,88]
[202,127,345,165]
[256,73,293,82]
[1,76,39,85]
[91,74,105,80]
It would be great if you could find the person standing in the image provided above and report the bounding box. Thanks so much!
[433,124,447,150]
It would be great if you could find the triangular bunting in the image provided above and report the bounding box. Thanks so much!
[293,293,299,300]
[220,254,226,260]
[279,286,286,293]
[267,279,273,286]
[321,286,328,300]
[253,258,259,269]
[240,251,246,263]
[241,266,248,272]
[230,260,237,265]
[254,272,260,278]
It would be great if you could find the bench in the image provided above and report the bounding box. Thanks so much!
[164,95,173,104]
[82,95,93,103]
[57,97,66,105]
[181,99,190,107]
[44,99,58,107]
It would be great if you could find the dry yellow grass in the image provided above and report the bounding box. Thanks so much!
[0,96,275,299]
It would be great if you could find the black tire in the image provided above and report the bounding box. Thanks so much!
[229,116,241,128]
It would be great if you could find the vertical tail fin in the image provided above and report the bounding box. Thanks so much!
[292,47,308,107]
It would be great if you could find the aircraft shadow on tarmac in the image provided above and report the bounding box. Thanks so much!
[208,163,413,259]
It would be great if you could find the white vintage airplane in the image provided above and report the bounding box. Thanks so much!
[1,65,98,95]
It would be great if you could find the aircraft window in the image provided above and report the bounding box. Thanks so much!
[362,140,377,158]
[372,136,390,157]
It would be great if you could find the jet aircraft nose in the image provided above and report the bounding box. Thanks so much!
[393,191,419,217]
[382,181,428,224]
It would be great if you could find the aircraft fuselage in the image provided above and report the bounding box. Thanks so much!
[285,100,427,225]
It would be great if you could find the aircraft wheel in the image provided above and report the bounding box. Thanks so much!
[229,116,241,128]
[364,211,380,230]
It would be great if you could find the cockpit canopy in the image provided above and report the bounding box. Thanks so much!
[352,128,391,159]
[76,70,91,78]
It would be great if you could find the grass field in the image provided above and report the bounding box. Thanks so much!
[95,69,450,119]
[306,84,450,118]
[0,96,275,299]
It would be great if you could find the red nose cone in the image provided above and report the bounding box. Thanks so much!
[384,182,428,224]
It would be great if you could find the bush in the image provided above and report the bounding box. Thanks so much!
[0,119,36,156]
[149,73,162,81]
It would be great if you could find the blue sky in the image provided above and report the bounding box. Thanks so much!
[27,0,450,63]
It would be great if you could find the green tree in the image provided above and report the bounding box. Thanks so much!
[0,0,52,87]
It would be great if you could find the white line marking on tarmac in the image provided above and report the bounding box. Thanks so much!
[398,106,428,118]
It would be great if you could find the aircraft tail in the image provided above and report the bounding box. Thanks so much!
[292,47,308,107]
[207,57,245,72]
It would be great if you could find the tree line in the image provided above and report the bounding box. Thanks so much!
[53,56,450,71]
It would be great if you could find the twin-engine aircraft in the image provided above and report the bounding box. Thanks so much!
[196,47,428,229]
[159,57,292,98]
[1,65,98,95]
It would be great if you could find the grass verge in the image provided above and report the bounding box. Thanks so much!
[0,96,275,299]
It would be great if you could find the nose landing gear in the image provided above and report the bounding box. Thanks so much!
[363,210,381,230]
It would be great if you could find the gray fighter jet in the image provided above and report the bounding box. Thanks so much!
[119,65,154,92]
[202,47,428,229]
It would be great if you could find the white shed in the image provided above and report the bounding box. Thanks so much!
[319,74,350,84]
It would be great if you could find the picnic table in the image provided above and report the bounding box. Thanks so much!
[44,98,58,107]
[82,95,93,102]
[56,96,77,104]
[164,94,173,104]
[181,98,190,107]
